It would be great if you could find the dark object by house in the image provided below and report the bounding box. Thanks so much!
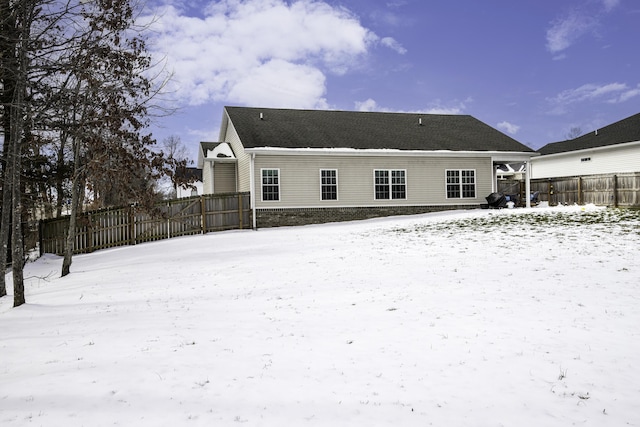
[530,191,540,205]
[504,193,520,206]
[486,192,507,208]
[175,166,203,182]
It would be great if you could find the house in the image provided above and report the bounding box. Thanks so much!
[531,112,640,179]
[174,167,204,198]
[200,106,536,227]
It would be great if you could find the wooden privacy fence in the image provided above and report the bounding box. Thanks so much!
[498,172,640,207]
[40,192,252,255]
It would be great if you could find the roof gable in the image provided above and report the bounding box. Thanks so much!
[538,112,640,155]
[224,107,533,153]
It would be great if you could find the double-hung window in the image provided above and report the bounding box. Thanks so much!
[446,169,476,199]
[320,169,338,200]
[374,170,406,200]
[261,169,280,201]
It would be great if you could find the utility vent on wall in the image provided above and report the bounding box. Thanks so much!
[581,157,591,162]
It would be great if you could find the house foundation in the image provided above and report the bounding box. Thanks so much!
[255,205,479,228]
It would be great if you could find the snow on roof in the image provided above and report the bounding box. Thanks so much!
[206,142,235,159]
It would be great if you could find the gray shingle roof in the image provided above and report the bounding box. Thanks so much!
[224,106,534,152]
[538,112,640,155]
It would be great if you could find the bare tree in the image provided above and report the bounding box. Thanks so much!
[162,135,189,163]
[58,0,181,277]
[1,0,179,297]
[0,0,39,306]
[566,127,582,140]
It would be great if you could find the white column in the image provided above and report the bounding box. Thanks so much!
[525,160,531,208]
[250,153,257,229]
[491,159,497,193]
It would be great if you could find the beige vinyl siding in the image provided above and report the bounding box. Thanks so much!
[202,161,214,194]
[253,154,492,208]
[213,163,237,193]
[222,116,252,192]
[531,141,640,179]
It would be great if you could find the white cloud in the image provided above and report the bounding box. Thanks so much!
[141,0,378,108]
[545,0,619,55]
[602,0,620,13]
[423,98,472,115]
[354,98,470,115]
[355,98,381,112]
[497,121,521,135]
[228,59,329,109]
[545,12,597,54]
[380,37,407,54]
[608,84,640,103]
[548,82,629,105]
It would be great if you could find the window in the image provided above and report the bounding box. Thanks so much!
[320,169,338,200]
[261,169,280,201]
[375,170,406,200]
[446,169,476,199]
[391,170,406,199]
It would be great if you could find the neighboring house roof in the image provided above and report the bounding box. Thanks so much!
[496,162,526,173]
[538,112,640,155]
[224,106,534,153]
[175,166,203,182]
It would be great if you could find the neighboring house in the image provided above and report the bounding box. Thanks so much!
[531,112,640,179]
[496,162,526,180]
[200,106,536,227]
[175,167,204,198]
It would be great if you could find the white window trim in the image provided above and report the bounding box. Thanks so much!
[319,169,339,201]
[373,169,407,200]
[445,169,476,199]
[261,168,280,202]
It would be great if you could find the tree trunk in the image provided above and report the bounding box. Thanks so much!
[9,0,34,308]
[9,82,25,307]
[61,180,79,277]
[0,0,17,298]
[11,154,25,307]
[61,138,84,277]
[0,151,14,299]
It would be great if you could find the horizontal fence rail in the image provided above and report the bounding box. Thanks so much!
[40,192,252,255]
[498,172,640,207]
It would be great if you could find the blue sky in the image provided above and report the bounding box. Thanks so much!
[140,0,640,161]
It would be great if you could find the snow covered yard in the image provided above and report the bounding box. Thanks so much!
[1,205,639,426]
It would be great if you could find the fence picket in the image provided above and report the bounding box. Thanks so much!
[40,193,251,255]
[498,172,640,208]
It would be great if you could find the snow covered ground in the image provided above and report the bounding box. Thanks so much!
[1,205,639,426]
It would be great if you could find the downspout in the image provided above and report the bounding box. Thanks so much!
[525,160,531,208]
[250,153,257,229]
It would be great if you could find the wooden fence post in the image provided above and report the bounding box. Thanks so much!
[166,202,171,240]
[38,220,44,257]
[577,177,583,205]
[87,212,94,253]
[201,195,207,234]
[129,205,136,245]
[238,193,243,229]
[613,174,618,207]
